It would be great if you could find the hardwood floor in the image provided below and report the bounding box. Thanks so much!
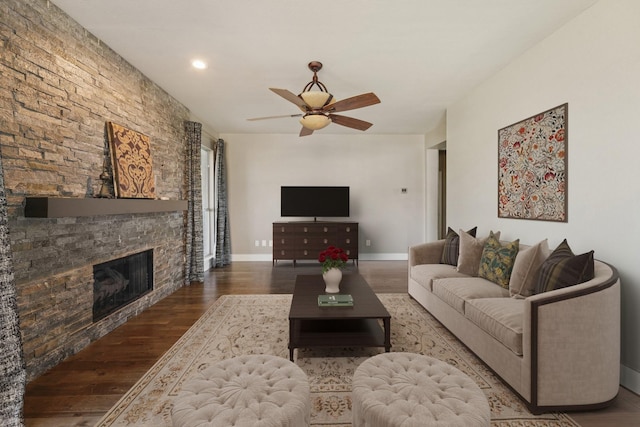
[23,261,639,426]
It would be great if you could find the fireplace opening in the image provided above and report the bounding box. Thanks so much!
[93,249,153,322]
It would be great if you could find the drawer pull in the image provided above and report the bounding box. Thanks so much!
[303,238,308,244]
[281,239,285,244]
[346,239,350,244]
[346,227,351,232]
[323,238,328,244]
[304,250,308,255]
[323,227,328,232]
[304,227,308,232]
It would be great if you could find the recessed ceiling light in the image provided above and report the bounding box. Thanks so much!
[192,59,207,70]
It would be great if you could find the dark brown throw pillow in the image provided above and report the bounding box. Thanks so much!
[440,226,477,266]
[535,239,594,294]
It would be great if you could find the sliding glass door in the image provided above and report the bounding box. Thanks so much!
[201,146,214,271]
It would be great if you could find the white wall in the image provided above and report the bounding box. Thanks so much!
[221,133,425,260]
[446,0,640,392]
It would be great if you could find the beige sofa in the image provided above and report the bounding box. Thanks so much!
[408,237,621,414]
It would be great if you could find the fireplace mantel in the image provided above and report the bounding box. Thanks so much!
[25,197,188,218]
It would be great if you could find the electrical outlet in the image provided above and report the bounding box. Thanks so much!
[268,240,273,247]
[261,240,267,247]
[366,239,371,247]
[255,240,260,247]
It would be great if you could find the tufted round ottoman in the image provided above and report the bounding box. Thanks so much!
[352,352,490,427]
[171,354,310,427]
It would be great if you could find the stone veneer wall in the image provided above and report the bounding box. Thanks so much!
[1,0,191,380]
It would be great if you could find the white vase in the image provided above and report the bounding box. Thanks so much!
[322,268,342,293]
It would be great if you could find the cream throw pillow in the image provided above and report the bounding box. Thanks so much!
[457,229,500,276]
[508,239,550,298]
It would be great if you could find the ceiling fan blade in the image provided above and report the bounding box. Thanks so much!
[270,88,308,109]
[247,114,303,121]
[329,114,373,131]
[324,92,380,113]
[299,126,314,137]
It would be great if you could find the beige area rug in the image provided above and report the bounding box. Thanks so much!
[96,294,579,427]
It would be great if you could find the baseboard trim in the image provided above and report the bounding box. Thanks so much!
[359,253,408,261]
[232,254,273,262]
[231,253,408,262]
[621,364,640,395]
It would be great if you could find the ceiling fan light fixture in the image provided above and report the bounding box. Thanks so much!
[300,91,333,109]
[257,61,380,136]
[299,114,331,130]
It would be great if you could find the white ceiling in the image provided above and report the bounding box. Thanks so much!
[51,0,597,136]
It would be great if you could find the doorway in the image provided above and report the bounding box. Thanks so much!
[438,149,447,239]
[427,141,447,241]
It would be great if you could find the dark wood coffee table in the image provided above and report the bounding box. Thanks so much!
[288,274,391,361]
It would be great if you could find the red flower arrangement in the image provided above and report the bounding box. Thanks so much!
[318,246,349,273]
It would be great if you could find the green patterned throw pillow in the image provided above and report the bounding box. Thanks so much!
[478,232,519,288]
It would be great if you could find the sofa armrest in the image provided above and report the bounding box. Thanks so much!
[523,268,620,409]
[408,240,445,267]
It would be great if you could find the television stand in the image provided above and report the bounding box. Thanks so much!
[273,221,358,266]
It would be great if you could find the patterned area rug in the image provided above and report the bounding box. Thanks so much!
[96,294,579,426]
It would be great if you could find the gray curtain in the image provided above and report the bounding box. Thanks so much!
[214,139,231,267]
[184,121,204,284]
[0,150,25,426]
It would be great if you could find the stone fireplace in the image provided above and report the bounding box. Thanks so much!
[3,0,192,381]
[14,211,187,381]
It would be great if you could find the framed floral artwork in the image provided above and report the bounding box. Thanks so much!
[106,122,156,199]
[498,103,567,222]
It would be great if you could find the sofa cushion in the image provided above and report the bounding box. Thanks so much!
[457,230,500,276]
[478,232,519,289]
[441,227,477,266]
[535,239,595,294]
[509,239,550,298]
[464,298,525,355]
[410,264,468,292]
[432,277,510,314]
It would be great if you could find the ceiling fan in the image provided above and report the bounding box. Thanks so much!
[248,61,381,137]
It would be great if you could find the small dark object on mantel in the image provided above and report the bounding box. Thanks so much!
[97,170,114,198]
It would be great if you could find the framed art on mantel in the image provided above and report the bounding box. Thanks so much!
[498,103,568,222]
[106,122,156,199]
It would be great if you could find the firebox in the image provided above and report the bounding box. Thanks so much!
[93,249,153,322]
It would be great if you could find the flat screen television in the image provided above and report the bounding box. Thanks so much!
[281,186,349,219]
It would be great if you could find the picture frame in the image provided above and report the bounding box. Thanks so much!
[106,121,156,199]
[498,103,568,222]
